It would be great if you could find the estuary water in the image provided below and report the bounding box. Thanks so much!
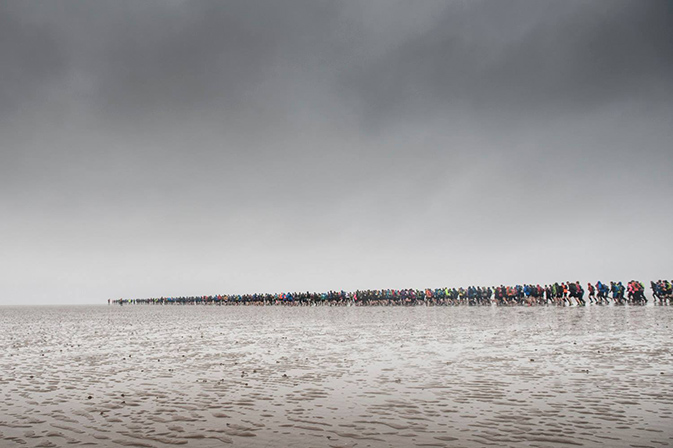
[1,305,671,447]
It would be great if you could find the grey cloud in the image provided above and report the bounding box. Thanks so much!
[0,2,70,122]
[342,1,673,129]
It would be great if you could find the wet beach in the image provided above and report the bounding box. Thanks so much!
[1,305,672,447]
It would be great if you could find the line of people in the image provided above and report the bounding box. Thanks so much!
[110,279,672,307]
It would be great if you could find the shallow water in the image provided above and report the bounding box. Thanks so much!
[1,305,672,447]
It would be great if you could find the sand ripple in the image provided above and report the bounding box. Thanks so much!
[1,305,672,447]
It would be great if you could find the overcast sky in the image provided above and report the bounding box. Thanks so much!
[1,1,672,305]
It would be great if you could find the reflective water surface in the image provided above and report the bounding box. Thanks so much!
[1,305,672,447]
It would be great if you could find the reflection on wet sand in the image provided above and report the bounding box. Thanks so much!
[1,306,672,447]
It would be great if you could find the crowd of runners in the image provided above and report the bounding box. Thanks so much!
[111,280,673,306]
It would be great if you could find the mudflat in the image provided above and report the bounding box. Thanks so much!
[1,305,671,447]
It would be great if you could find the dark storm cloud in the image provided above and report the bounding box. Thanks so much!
[6,1,670,132]
[0,2,69,121]
[83,1,343,124]
[344,0,673,128]
[0,1,671,304]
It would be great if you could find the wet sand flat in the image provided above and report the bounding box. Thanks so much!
[1,305,672,447]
